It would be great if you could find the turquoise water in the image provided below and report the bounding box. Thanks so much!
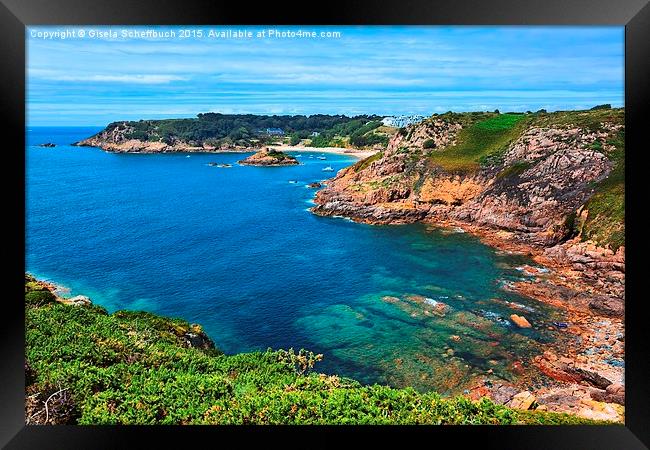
[26,127,566,393]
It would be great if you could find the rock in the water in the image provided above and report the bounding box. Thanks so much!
[510,314,532,328]
[307,182,322,188]
[238,147,299,166]
[572,366,613,389]
[508,391,536,410]
[39,142,56,147]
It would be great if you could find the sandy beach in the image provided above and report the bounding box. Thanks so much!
[271,144,378,159]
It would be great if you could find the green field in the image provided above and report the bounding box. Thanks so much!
[428,113,529,172]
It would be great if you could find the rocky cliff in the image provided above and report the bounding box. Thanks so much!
[312,108,625,419]
[313,108,625,320]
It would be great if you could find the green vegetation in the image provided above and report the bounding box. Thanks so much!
[531,108,623,132]
[352,151,383,172]
[310,119,390,149]
[428,113,529,172]
[496,160,532,181]
[423,139,436,149]
[102,114,384,148]
[590,104,612,110]
[25,285,57,307]
[422,108,624,174]
[266,148,294,161]
[24,277,606,425]
[579,129,625,250]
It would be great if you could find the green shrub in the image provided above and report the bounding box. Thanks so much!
[25,289,57,307]
[24,284,613,425]
[423,139,436,149]
[590,104,612,110]
[353,152,383,172]
[580,129,625,250]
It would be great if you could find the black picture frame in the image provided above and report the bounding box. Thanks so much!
[2,0,648,448]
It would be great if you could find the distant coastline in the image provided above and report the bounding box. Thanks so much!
[71,113,393,156]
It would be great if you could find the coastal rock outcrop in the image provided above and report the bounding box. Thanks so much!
[182,325,217,350]
[73,122,244,153]
[59,295,92,307]
[238,147,299,166]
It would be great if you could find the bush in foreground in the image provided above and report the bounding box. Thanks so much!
[25,279,611,425]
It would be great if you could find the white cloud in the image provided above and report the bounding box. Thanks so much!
[33,72,187,84]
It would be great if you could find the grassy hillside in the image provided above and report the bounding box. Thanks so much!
[427,112,529,172]
[25,276,608,425]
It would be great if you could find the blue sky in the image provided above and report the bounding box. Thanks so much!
[27,26,624,126]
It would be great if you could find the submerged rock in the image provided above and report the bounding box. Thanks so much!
[38,142,56,147]
[510,314,532,328]
[490,383,520,405]
[590,383,625,405]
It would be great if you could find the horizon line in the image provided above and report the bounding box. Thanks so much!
[27,103,625,128]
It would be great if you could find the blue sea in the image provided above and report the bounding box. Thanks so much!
[26,127,567,393]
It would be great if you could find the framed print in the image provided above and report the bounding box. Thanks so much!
[2,0,648,448]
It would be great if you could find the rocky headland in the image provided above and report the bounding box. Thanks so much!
[238,147,299,166]
[311,108,625,421]
[73,122,241,153]
[71,113,393,154]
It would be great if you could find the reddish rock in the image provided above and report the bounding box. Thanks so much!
[510,314,532,328]
[508,391,536,410]
[512,361,525,375]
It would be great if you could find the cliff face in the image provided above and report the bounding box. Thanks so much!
[313,109,625,311]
